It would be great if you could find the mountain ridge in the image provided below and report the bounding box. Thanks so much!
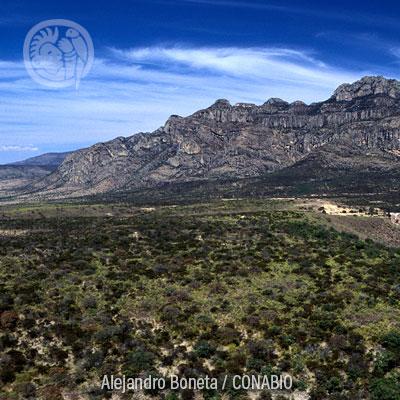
[14,75,400,199]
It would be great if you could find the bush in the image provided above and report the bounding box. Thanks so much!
[370,373,400,400]
[381,331,400,353]
[124,350,155,374]
[0,311,18,329]
[193,340,216,358]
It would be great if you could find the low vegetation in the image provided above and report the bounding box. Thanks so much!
[0,200,399,399]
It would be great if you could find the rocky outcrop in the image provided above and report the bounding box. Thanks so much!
[391,213,400,224]
[333,76,400,101]
[26,76,400,198]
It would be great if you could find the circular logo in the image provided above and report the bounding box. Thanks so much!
[23,19,94,89]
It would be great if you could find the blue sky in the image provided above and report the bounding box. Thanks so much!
[1,0,400,163]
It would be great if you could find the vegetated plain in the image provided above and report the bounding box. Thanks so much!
[0,199,399,400]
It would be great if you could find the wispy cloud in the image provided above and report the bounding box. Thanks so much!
[0,145,39,152]
[110,46,356,88]
[165,0,400,30]
[315,30,400,69]
[388,47,400,65]
[155,0,297,13]
[0,15,36,27]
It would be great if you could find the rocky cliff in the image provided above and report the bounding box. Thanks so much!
[28,76,400,198]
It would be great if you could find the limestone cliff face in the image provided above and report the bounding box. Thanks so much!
[30,76,400,197]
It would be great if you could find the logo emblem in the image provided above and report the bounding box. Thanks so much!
[23,19,94,89]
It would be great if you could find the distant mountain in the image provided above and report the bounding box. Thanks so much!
[15,76,400,199]
[0,152,71,197]
[10,151,71,167]
[0,165,53,197]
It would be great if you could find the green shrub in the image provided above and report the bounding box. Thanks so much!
[193,340,216,358]
[370,373,400,400]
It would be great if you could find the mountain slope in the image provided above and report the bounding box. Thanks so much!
[23,76,400,198]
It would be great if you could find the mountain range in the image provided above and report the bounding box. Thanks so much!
[2,76,400,202]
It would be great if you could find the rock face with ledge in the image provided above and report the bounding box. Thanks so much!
[28,76,400,198]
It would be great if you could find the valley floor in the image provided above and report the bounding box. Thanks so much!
[0,199,399,400]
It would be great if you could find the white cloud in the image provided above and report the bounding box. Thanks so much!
[0,145,39,152]
[110,46,356,89]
